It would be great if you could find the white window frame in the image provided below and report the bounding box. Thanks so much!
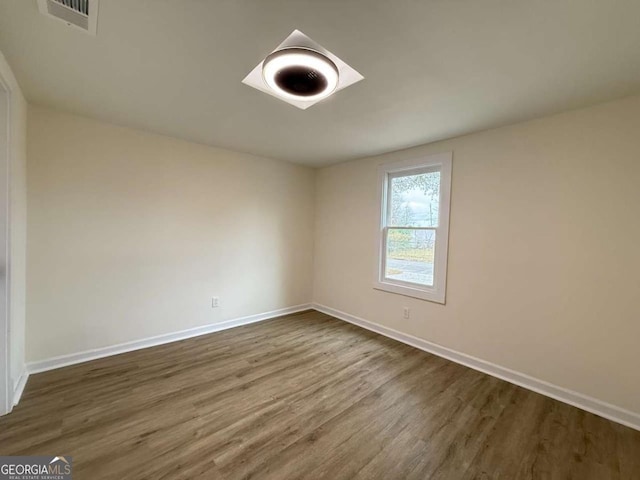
[374,152,452,304]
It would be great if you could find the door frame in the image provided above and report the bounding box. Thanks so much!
[0,68,12,416]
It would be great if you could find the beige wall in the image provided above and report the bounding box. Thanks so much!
[27,106,314,362]
[314,94,640,414]
[0,51,28,398]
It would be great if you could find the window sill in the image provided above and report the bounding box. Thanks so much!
[373,281,445,304]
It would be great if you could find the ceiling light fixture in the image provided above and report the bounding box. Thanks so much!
[262,48,339,102]
[243,30,364,110]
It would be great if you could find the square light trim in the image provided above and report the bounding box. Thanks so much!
[242,29,364,110]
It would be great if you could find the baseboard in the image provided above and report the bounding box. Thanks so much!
[312,303,640,432]
[27,304,312,375]
[13,369,29,406]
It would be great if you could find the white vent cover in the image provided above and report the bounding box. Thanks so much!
[37,0,99,35]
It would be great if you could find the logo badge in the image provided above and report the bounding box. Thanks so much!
[0,456,72,479]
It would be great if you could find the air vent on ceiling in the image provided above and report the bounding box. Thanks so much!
[37,0,99,35]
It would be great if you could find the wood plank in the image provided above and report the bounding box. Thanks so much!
[0,310,637,479]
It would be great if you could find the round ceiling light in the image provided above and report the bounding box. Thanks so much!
[262,47,339,102]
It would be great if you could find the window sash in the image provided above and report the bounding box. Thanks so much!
[385,167,441,229]
[381,226,437,287]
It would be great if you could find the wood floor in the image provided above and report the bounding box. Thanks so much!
[1,310,639,479]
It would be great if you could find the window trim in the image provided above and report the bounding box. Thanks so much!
[374,152,452,304]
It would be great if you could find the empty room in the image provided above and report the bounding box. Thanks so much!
[0,1,639,478]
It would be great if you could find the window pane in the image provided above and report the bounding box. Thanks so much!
[385,228,435,287]
[389,171,440,227]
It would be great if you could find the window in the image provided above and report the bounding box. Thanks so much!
[375,152,452,303]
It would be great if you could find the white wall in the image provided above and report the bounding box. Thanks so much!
[314,94,640,415]
[27,106,314,362]
[0,51,27,402]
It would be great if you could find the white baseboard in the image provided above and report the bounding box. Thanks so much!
[312,303,640,432]
[13,369,29,406]
[27,304,312,375]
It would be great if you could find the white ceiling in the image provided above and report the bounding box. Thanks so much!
[1,1,640,167]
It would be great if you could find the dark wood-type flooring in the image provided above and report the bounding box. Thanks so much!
[1,310,639,479]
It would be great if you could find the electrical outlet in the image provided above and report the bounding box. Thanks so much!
[212,297,220,308]
[403,307,410,319]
